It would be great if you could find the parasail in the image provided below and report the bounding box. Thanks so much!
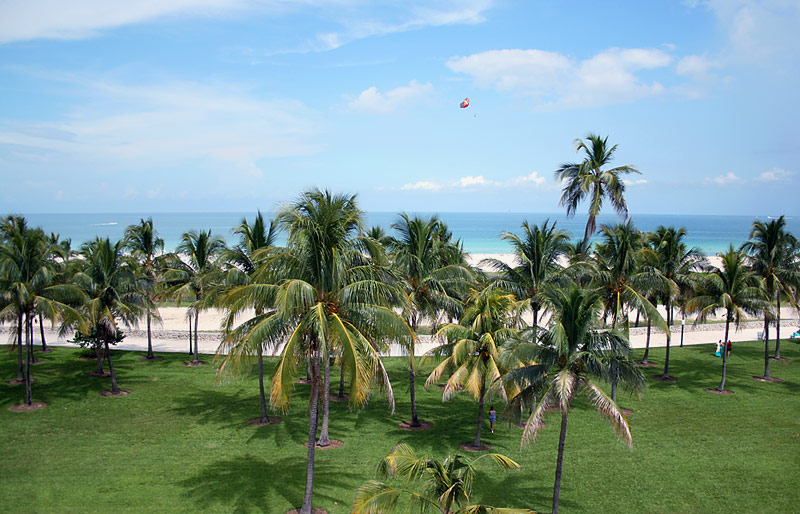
[459,97,470,108]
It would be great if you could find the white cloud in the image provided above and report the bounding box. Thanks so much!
[348,80,433,114]
[676,55,719,77]
[693,0,800,63]
[446,47,673,109]
[0,0,250,43]
[511,171,546,186]
[623,179,648,186]
[705,172,741,185]
[0,72,321,181]
[401,180,441,191]
[457,175,487,187]
[757,168,794,181]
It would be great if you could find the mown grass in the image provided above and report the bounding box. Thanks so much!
[1,340,798,513]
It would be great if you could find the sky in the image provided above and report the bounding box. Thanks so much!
[0,0,798,216]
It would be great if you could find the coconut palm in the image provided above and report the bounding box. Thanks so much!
[0,216,84,405]
[484,219,570,332]
[389,214,473,428]
[645,226,705,379]
[688,246,771,392]
[426,288,521,449]
[592,222,670,393]
[214,212,280,424]
[352,443,532,514]
[74,238,143,395]
[124,218,165,360]
[266,189,410,514]
[554,134,640,258]
[504,285,644,514]
[741,216,800,371]
[161,229,226,364]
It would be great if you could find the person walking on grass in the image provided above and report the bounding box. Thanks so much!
[727,340,732,357]
[489,405,497,434]
[715,340,722,357]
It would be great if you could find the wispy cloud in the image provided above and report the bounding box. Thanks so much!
[705,172,741,185]
[623,178,648,186]
[446,47,673,109]
[676,55,719,77]
[757,167,794,181]
[399,171,546,192]
[0,70,321,182]
[348,80,433,114]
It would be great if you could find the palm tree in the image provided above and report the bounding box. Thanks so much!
[73,238,142,395]
[688,246,771,392]
[215,212,280,424]
[267,189,410,514]
[0,217,84,405]
[741,216,800,371]
[554,134,640,258]
[426,288,520,449]
[592,222,670,389]
[389,214,473,428]
[352,444,532,514]
[504,286,644,514]
[645,226,705,380]
[161,230,226,365]
[124,218,165,360]
[484,219,570,332]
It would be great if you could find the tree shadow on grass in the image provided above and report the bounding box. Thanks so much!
[169,388,260,426]
[478,470,559,513]
[178,454,358,513]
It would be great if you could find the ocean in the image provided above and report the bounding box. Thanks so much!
[15,212,800,256]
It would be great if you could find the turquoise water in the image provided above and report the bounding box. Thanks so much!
[15,212,800,256]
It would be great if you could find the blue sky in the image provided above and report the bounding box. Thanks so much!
[1,0,798,215]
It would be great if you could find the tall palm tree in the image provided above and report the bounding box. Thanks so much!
[688,246,771,392]
[74,238,142,395]
[352,444,531,514]
[484,219,570,332]
[161,230,226,365]
[0,216,84,405]
[215,212,280,424]
[645,226,705,380]
[426,288,520,449]
[389,214,472,428]
[741,216,800,370]
[124,218,165,360]
[554,134,640,258]
[505,286,644,514]
[266,189,410,514]
[592,222,670,388]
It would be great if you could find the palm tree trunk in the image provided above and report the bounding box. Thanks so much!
[192,310,199,363]
[146,311,154,359]
[258,348,268,423]
[680,312,685,347]
[717,318,730,392]
[95,341,105,374]
[634,310,640,328]
[641,319,652,363]
[300,343,322,514]
[317,350,331,447]
[661,302,672,378]
[106,332,120,395]
[38,312,48,351]
[552,409,570,514]
[581,216,595,260]
[16,311,24,382]
[24,312,33,406]
[409,318,420,427]
[473,377,486,447]
[611,380,617,403]
[188,317,192,355]
[306,353,312,382]
[337,358,345,398]
[763,316,771,379]
[774,295,782,359]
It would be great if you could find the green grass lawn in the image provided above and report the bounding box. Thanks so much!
[1,341,799,513]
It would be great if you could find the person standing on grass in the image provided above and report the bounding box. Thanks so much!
[727,340,732,357]
[489,405,497,434]
[715,340,722,357]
